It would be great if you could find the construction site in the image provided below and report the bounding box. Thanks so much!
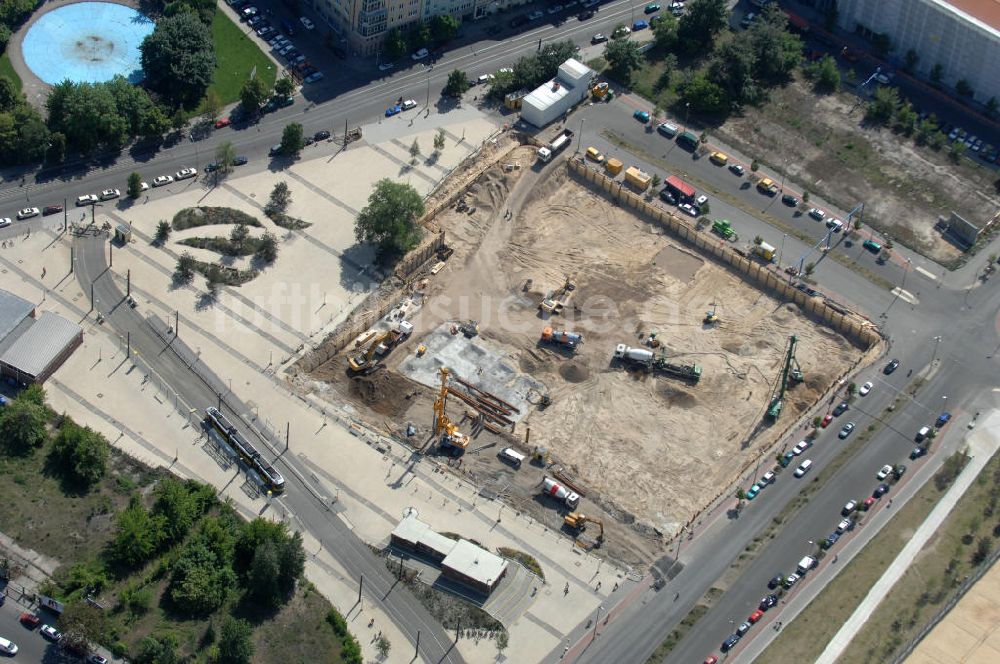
[300,142,871,567]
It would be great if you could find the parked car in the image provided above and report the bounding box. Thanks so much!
[863,239,882,253]
[411,48,429,60]
[645,3,661,13]
[304,71,324,83]
[893,464,907,479]
[826,218,844,232]
[0,638,17,655]
[76,194,98,206]
[299,16,314,30]
[709,151,728,165]
[528,10,545,20]
[591,32,608,44]
[745,483,761,499]
[633,109,650,123]
[152,175,174,187]
[314,130,331,141]
[837,518,854,533]
[793,459,812,477]
[821,414,834,428]
[936,412,952,427]
[175,167,198,180]
[40,624,61,642]
[842,500,858,516]
[16,207,39,220]
[0,217,11,228]
[781,193,799,207]
[783,572,801,588]
[633,19,649,30]
[910,446,928,459]
[833,401,849,416]
[721,634,740,652]
[678,203,699,217]
[215,117,231,129]
[233,155,248,166]
[43,205,63,215]
[876,464,893,480]
[859,381,873,396]
[578,9,595,19]
[612,25,631,37]
[863,496,877,510]
[401,99,418,110]
[736,620,751,636]
[873,483,891,498]
[884,358,900,374]
[767,574,783,589]
[19,613,41,629]
[748,609,764,624]
[808,207,825,220]
[759,594,778,610]
[838,422,856,439]
[792,440,811,455]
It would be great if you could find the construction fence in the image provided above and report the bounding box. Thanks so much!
[567,157,883,350]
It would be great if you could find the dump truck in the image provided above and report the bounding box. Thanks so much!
[541,327,583,350]
[711,219,736,240]
[752,241,776,262]
[624,166,652,191]
[375,320,414,356]
[591,81,609,100]
[757,177,779,195]
[613,344,702,383]
[605,158,624,176]
[537,129,574,162]
[542,477,580,509]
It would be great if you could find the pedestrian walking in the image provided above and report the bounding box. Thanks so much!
[596,581,601,590]
[41,267,46,278]
[674,592,680,601]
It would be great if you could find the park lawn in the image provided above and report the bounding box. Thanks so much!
[0,51,21,93]
[203,10,276,109]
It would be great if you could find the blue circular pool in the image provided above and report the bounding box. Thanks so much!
[22,2,155,85]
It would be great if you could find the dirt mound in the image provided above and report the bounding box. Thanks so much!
[349,370,422,418]
[559,362,591,383]
[659,385,698,409]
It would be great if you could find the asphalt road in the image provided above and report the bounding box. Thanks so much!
[0,597,67,662]
[72,235,463,664]
[562,97,998,664]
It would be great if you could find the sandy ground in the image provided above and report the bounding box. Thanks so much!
[905,559,1000,664]
[311,151,862,565]
[715,76,1000,263]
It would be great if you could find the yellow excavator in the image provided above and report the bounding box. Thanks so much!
[564,512,605,544]
[348,331,391,374]
[433,367,469,455]
[703,302,719,325]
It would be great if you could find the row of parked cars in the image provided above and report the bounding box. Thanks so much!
[10,610,107,662]
[229,0,324,84]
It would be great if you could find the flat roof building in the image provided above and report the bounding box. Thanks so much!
[0,291,35,345]
[0,311,83,384]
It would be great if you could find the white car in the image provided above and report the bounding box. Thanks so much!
[40,624,60,642]
[401,99,417,110]
[140,181,150,191]
[175,167,198,180]
[792,440,811,455]
[826,218,843,232]
[304,71,324,84]
[152,175,174,187]
[528,10,545,20]
[299,16,314,30]
[793,459,812,477]
[695,194,709,207]
[378,62,394,71]
[677,203,699,217]
[836,518,853,533]
[411,48,429,61]
[0,217,11,228]
[859,381,873,396]
[876,464,893,480]
[808,207,825,221]
[76,194,98,206]
[761,470,775,484]
[100,188,120,200]
[17,207,39,219]
[0,637,17,655]
[498,67,513,75]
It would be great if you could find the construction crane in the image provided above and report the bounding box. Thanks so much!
[433,367,469,455]
[564,512,605,545]
[348,331,392,374]
[766,335,803,421]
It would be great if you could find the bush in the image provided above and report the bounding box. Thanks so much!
[50,420,110,487]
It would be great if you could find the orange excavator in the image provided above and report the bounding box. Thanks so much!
[564,512,605,545]
[433,367,469,455]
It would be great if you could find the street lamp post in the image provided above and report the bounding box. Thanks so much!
[778,233,787,270]
[931,336,942,365]
[684,102,690,133]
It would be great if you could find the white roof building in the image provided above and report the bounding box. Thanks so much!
[521,58,595,128]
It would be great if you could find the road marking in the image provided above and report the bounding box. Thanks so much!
[914,266,938,280]
[891,287,918,305]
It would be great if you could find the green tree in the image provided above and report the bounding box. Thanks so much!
[948,139,967,163]
[804,262,815,276]
[709,39,759,107]
[140,13,215,107]
[230,223,250,251]
[955,79,974,97]
[255,232,278,264]
[376,634,391,659]
[280,122,305,156]
[679,73,728,115]
[651,12,679,51]
[0,76,17,112]
[218,617,254,664]
[155,220,171,243]
[893,101,917,135]
[746,6,802,85]
[128,172,144,199]
[152,478,216,544]
[46,81,130,153]
[430,14,460,43]
[408,22,431,50]
[495,630,509,657]
[135,634,179,664]
[409,138,421,163]
[110,495,165,568]
[140,104,171,139]
[51,420,109,487]
[811,55,840,92]
[987,97,999,118]
[677,0,728,54]
[0,394,49,455]
[903,48,919,72]
[865,85,900,125]
[605,38,643,85]
[384,28,407,60]
[202,89,222,122]
[274,77,295,97]
[266,181,292,216]
[354,179,425,260]
[215,140,236,176]
[914,115,938,145]
[168,538,235,615]
[57,602,105,656]
[247,538,282,606]
[750,159,759,172]
[443,69,470,97]
[930,63,944,84]
[240,76,270,113]
[175,252,196,283]
[433,129,446,152]
[46,132,66,164]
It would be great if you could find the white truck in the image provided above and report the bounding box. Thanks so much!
[537,129,574,162]
[541,477,580,509]
[613,344,655,366]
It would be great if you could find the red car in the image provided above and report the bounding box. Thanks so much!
[704,657,719,664]
[19,612,41,629]
[821,414,833,428]
[214,118,231,129]
[862,496,877,510]
[748,609,764,624]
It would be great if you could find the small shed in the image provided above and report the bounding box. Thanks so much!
[441,539,508,595]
